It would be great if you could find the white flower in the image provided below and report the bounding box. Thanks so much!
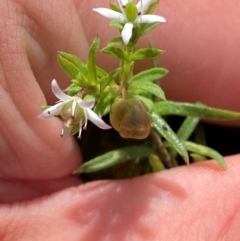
[93,0,166,45]
[38,79,111,139]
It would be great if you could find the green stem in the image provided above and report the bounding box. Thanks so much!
[120,44,135,98]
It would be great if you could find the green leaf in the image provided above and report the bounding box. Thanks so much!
[40,105,51,111]
[107,37,123,47]
[128,81,166,100]
[101,46,126,59]
[149,154,165,172]
[96,66,108,78]
[177,116,200,141]
[129,68,168,83]
[110,2,121,12]
[151,112,189,164]
[154,101,240,119]
[57,53,80,79]
[87,36,100,84]
[94,91,114,117]
[131,48,163,61]
[74,146,155,173]
[100,68,121,91]
[170,116,200,160]
[131,95,154,111]
[184,141,226,169]
[109,20,123,30]
[138,22,160,37]
[65,84,81,96]
[146,0,159,14]
[57,52,88,78]
[193,124,207,146]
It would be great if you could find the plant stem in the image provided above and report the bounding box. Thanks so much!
[150,129,176,168]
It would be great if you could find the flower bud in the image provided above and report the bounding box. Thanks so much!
[110,98,151,139]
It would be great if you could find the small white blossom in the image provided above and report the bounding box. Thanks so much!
[93,0,166,45]
[38,79,111,139]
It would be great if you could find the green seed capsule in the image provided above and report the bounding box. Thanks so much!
[60,100,86,125]
[110,98,151,139]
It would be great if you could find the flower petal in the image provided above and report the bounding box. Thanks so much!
[119,0,128,7]
[117,0,127,19]
[137,0,153,14]
[136,14,166,24]
[78,98,95,109]
[37,102,64,118]
[121,22,134,45]
[86,109,112,130]
[93,8,125,23]
[51,79,72,101]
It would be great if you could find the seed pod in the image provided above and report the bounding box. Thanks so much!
[60,99,86,126]
[110,98,151,139]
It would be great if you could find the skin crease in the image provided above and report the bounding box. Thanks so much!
[0,0,240,240]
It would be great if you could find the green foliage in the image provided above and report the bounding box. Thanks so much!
[149,154,165,172]
[184,141,226,169]
[87,36,100,84]
[107,37,123,47]
[131,48,163,61]
[151,112,189,165]
[128,68,168,83]
[110,2,121,12]
[101,46,126,59]
[75,146,155,173]
[109,20,123,30]
[169,116,200,160]
[154,101,240,119]
[146,0,160,14]
[41,0,240,180]
[128,81,166,100]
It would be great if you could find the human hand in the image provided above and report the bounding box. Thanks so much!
[1,0,240,240]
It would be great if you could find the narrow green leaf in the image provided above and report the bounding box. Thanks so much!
[65,84,81,96]
[57,54,80,79]
[184,141,226,169]
[151,112,189,164]
[94,91,114,117]
[193,124,207,146]
[40,105,51,111]
[96,66,108,78]
[129,81,166,100]
[138,22,160,37]
[100,68,121,91]
[110,2,121,12]
[74,146,155,173]
[154,101,240,119]
[87,36,100,84]
[190,153,207,162]
[129,68,168,83]
[177,116,200,141]
[109,20,123,30]
[170,116,200,160]
[101,46,126,59]
[107,37,123,47]
[58,52,88,77]
[131,95,154,111]
[149,154,165,172]
[131,48,163,61]
[146,0,159,14]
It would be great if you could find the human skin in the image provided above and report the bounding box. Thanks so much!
[0,0,240,240]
